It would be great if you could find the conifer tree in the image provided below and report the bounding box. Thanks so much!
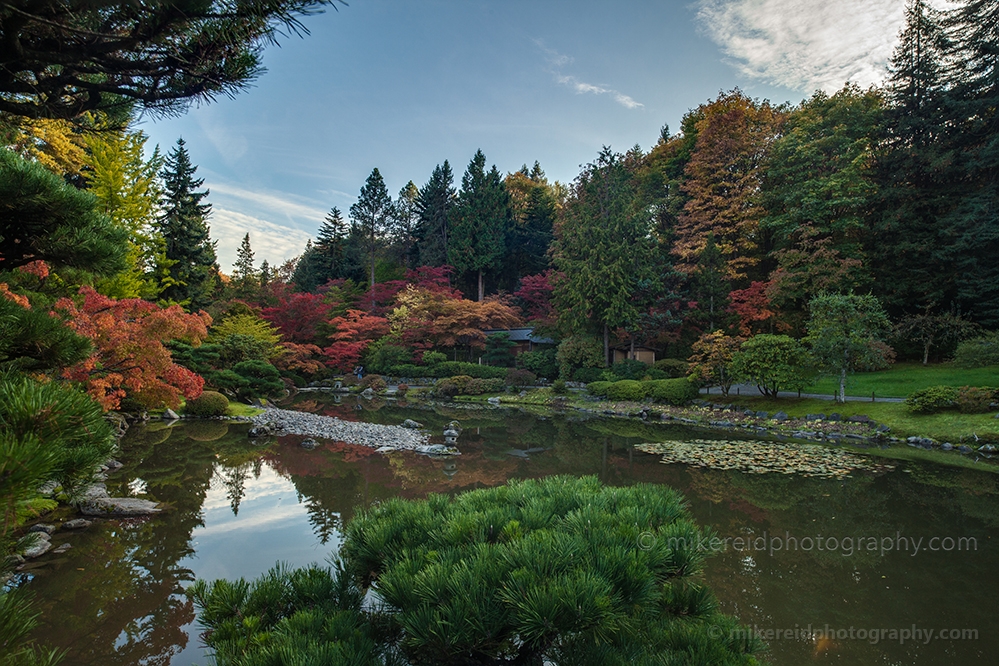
[314,206,348,282]
[156,138,217,310]
[449,150,512,301]
[390,181,420,267]
[232,232,257,298]
[349,168,392,294]
[414,161,455,267]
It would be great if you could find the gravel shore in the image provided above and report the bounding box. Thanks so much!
[250,407,458,455]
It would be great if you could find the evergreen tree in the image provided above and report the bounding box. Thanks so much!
[449,150,512,301]
[502,162,556,289]
[314,206,349,283]
[552,147,656,365]
[156,138,217,310]
[390,181,420,267]
[414,161,455,267]
[349,168,392,294]
[232,232,257,298]
[690,234,734,333]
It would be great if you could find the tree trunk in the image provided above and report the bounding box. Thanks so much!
[477,269,484,302]
[923,338,931,366]
[369,254,376,309]
[603,323,610,367]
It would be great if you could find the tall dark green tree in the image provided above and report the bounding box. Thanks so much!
[502,162,556,289]
[231,232,257,299]
[349,168,392,294]
[552,147,656,365]
[413,161,455,268]
[156,138,217,310]
[449,150,512,301]
[872,0,953,317]
[390,181,420,267]
[314,206,349,282]
[689,234,735,333]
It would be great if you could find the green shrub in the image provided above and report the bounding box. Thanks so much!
[435,361,507,379]
[434,375,505,398]
[387,363,426,378]
[572,366,605,383]
[730,334,813,398]
[905,385,959,413]
[185,390,230,417]
[551,379,568,395]
[505,368,537,387]
[365,344,411,374]
[586,381,613,397]
[359,374,388,392]
[609,359,649,380]
[422,350,447,366]
[605,379,647,401]
[483,332,517,367]
[517,349,558,379]
[647,378,698,405]
[231,360,285,399]
[956,386,997,413]
[654,358,690,378]
[953,333,999,368]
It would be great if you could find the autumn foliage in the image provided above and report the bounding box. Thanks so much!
[53,287,211,410]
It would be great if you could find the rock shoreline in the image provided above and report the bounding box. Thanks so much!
[250,407,458,456]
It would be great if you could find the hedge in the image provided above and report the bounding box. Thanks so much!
[434,376,506,398]
[605,380,647,401]
[387,362,507,380]
[586,378,698,405]
[185,391,229,417]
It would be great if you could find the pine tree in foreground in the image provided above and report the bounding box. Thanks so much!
[190,476,763,666]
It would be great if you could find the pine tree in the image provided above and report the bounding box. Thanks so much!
[349,168,392,295]
[315,206,348,282]
[390,181,420,267]
[156,138,217,310]
[232,232,257,298]
[502,163,556,289]
[414,161,455,267]
[449,150,512,301]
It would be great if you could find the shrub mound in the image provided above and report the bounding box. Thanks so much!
[185,391,229,417]
[505,368,537,387]
[387,361,507,380]
[587,378,698,405]
[358,374,387,392]
[434,375,505,398]
[953,333,999,368]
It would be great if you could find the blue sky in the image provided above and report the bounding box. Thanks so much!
[139,0,911,270]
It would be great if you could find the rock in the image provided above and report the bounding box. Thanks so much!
[506,448,530,458]
[106,459,123,471]
[709,420,736,427]
[27,524,55,535]
[980,444,997,453]
[375,446,397,453]
[37,480,60,496]
[78,483,110,502]
[827,413,842,421]
[62,519,92,530]
[876,424,891,432]
[806,413,826,421]
[80,497,161,517]
[773,411,789,421]
[163,408,180,420]
[361,388,375,399]
[443,428,460,438]
[994,413,999,419]
[400,419,423,429]
[847,415,871,423]
[743,410,755,416]
[958,445,972,453]
[755,411,769,419]
[487,397,501,405]
[51,543,72,554]
[22,539,52,559]
[519,390,528,398]
[300,438,319,450]
[942,442,954,451]
[248,425,271,438]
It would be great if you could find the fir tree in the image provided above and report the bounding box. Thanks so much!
[156,138,217,310]
[349,168,392,294]
[315,206,348,282]
[449,150,512,301]
[232,232,257,298]
[414,161,455,267]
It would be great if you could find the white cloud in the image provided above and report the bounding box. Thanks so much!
[208,182,328,223]
[696,0,910,92]
[209,207,314,271]
[535,40,644,109]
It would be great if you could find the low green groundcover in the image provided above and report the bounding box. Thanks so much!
[190,476,763,666]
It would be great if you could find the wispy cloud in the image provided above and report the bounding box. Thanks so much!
[209,208,314,271]
[209,182,328,223]
[696,0,911,92]
[535,39,644,109]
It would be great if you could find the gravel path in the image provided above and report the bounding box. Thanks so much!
[250,407,458,455]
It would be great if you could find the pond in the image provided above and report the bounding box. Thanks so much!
[21,394,999,665]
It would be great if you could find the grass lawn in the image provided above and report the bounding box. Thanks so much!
[724,395,999,441]
[804,362,999,398]
[227,402,265,417]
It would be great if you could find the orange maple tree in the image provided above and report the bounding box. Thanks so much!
[391,286,521,351]
[323,309,391,372]
[53,286,211,410]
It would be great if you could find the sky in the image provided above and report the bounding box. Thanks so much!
[138,0,914,270]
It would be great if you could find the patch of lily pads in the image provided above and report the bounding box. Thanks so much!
[636,439,895,478]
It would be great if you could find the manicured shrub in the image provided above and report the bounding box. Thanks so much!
[505,368,537,387]
[387,363,425,378]
[905,385,959,414]
[647,378,698,405]
[586,381,613,397]
[365,344,411,374]
[956,386,997,413]
[186,390,229,417]
[609,359,649,380]
[953,333,999,368]
[551,379,568,395]
[654,358,690,378]
[434,375,505,398]
[605,379,647,401]
[396,383,409,397]
[572,366,605,384]
[517,349,558,379]
[435,361,507,379]
[422,350,447,366]
[231,360,285,399]
[359,374,387,392]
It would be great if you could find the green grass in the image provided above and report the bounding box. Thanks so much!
[724,395,999,441]
[804,362,999,398]
[227,402,265,417]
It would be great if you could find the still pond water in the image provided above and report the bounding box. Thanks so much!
[22,395,999,665]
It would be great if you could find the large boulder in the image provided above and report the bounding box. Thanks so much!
[80,497,161,517]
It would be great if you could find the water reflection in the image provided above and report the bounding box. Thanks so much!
[23,397,999,665]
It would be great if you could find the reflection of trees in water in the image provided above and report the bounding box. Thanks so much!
[219,463,250,516]
[28,423,264,665]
